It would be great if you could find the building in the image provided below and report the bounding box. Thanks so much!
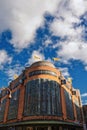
[0,61,84,130]
[83,105,87,129]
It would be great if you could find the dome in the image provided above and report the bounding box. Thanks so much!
[30,61,55,68]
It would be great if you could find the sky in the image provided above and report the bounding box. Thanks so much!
[0,0,87,105]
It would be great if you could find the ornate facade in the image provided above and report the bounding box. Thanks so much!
[0,61,84,130]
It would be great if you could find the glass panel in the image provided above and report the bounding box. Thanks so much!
[1,89,8,97]
[7,89,20,120]
[24,79,62,117]
[55,82,62,116]
[0,98,7,122]
[51,80,55,115]
[47,80,51,115]
[64,90,74,120]
[75,100,82,121]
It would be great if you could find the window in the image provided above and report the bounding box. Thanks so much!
[75,100,82,121]
[7,89,20,120]
[64,90,74,120]
[24,79,62,116]
[29,70,57,77]
[1,90,8,97]
[0,98,7,122]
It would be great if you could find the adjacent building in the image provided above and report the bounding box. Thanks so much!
[0,61,84,130]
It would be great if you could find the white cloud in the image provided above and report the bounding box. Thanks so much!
[81,93,87,97]
[0,0,87,71]
[85,66,87,71]
[44,38,52,47]
[82,99,87,105]
[57,41,87,66]
[27,50,45,66]
[49,0,87,69]
[5,64,24,81]
[0,50,12,69]
[59,67,70,78]
[50,18,83,39]
[82,100,87,105]
[69,0,87,17]
[7,69,17,81]
[50,0,87,40]
[0,0,61,50]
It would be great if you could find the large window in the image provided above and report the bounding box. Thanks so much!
[1,90,8,97]
[29,70,57,77]
[7,89,20,120]
[24,79,62,116]
[0,98,7,122]
[64,90,74,120]
[75,100,82,122]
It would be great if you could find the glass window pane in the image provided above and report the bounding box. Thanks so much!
[64,89,74,120]
[0,98,7,122]
[7,89,20,120]
[24,79,62,117]
[75,100,82,121]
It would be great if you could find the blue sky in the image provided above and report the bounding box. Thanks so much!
[0,0,87,105]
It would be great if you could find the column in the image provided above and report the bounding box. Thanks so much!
[4,98,10,122]
[17,86,25,120]
[60,86,67,120]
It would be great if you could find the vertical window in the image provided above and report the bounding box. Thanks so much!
[7,89,20,120]
[50,81,55,115]
[40,79,47,114]
[55,82,62,116]
[0,98,7,122]
[75,100,82,121]
[64,90,74,120]
[46,80,51,115]
[24,79,62,116]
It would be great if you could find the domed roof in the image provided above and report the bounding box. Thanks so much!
[30,61,55,68]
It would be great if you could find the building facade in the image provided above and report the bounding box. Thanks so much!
[0,61,84,130]
[83,105,87,129]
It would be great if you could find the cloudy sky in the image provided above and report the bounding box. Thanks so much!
[0,0,87,104]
